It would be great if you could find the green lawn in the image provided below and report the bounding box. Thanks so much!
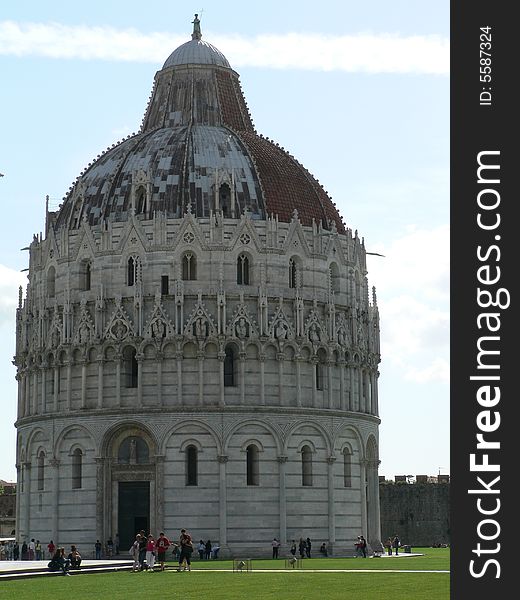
[0,548,450,600]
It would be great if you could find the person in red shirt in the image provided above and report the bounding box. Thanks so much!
[156,532,171,571]
[145,534,156,571]
[47,540,56,559]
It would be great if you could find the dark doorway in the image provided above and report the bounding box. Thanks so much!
[118,481,150,551]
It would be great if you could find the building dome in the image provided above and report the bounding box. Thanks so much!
[15,15,381,559]
[54,16,345,234]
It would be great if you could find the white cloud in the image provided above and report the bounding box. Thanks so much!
[368,224,449,384]
[0,21,449,75]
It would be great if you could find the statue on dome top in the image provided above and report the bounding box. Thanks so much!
[192,13,202,40]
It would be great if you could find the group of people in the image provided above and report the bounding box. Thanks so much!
[129,528,219,572]
[355,535,368,557]
[2,539,58,561]
[287,537,313,559]
[386,535,401,555]
[47,545,82,575]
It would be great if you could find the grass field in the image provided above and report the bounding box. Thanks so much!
[0,548,450,600]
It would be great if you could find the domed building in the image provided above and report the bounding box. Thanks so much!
[14,16,382,557]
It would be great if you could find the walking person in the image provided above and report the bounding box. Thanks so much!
[95,539,102,559]
[138,530,147,570]
[47,540,56,560]
[290,540,297,556]
[156,532,171,571]
[298,538,306,559]
[359,535,367,558]
[28,539,36,561]
[130,534,141,571]
[35,540,42,560]
[385,537,393,555]
[305,537,312,558]
[272,538,281,559]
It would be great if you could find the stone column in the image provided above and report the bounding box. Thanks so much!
[327,456,337,547]
[198,352,205,405]
[311,357,318,407]
[366,458,382,547]
[66,362,72,411]
[41,367,47,414]
[349,365,355,411]
[240,352,246,404]
[364,371,371,413]
[259,354,266,405]
[115,354,121,407]
[156,352,163,406]
[176,352,183,405]
[218,352,225,407]
[155,456,165,531]
[137,356,143,408]
[24,461,31,541]
[50,458,60,544]
[95,458,105,545]
[16,374,23,418]
[53,366,59,412]
[327,361,333,409]
[338,360,346,411]
[32,371,38,415]
[358,370,365,413]
[373,371,379,416]
[277,456,288,545]
[25,372,30,416]
[217,455,228,548]
[360,459,368,538]
[295,356,302,407]
[97,359,104,409]
[81,361,87,409]
[15,463,22,538]
[277,353,284,405]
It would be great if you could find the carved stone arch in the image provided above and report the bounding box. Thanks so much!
[284,420,332,456]
[296,439,317,454]
[184,301,217,339]
[366,434,379,462]
[240,438,265,453]
[55,424,96,456]
[332,423,364,456]
[179,439,204,453]
[104,298,135,342]
[268,306,295,341]
[101,421,158,460]
[160,419,222,456]
[223,419,282,455]
[226,302,258,340]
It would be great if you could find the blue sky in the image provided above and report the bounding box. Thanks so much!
[0,1,449,482]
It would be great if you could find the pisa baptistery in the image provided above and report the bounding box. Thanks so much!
[14,16,382,557]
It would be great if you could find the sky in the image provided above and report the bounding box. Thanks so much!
[0,1,449,483]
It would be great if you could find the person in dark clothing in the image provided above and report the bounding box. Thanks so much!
[177,529,193,571]
[138,530,147,570]
[393,535,401,556]
[305,538,312,558]
[298,538,306,558]
[204,539,212,560]
[359,535,367,558]
[48,548,71,575]
[68,545,82,569]
[21,541,28,560]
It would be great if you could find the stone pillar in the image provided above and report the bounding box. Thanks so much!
[218,352,225,407]
[156,353,163,406]
[66,362,72,411]
[277,456,288,545]
[32,371,38,415]
[95,458,105,545]
[81,361,87,409]
[339,360,346,411]
[97,359,104,409]
[311,357,318,407]
[327,456,337,547]
[240,352,246,404]
[373,371,379,416]
[53,366,59,412]
[360,459,368,538]
[24,461,31,541]
[277,353,284,405]
[198,352,205,405]
[16,374,23,418]
[176,353,183,405]
[358,370,365,413]
[364,371,371,413]
[115,354,121,407]
[41,367,47,413]
[50,458,60,544]
[327,361,333,409]
[259,354,265,405]
[155,456,165,531]
[217,455,228,548]
[366,458,382,547]
[295,357,302,407]
[349,366,355,411]
[25,372,30,416]
[15,463,22,538]
[137,356,143,408]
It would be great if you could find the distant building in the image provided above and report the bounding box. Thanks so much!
[13,16,381,556]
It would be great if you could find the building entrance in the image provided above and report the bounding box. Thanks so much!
[118,481,150,551]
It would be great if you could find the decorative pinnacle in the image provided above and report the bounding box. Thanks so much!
[192,13,202,40]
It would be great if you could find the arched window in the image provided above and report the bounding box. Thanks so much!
[72,448,83,489]
[123,347,138,388]
[246,444,259,486]
[182,252,197,281]
[37,451,45,491]
[219,183,232,217]
[136,187,147,215]
[237,254,250,285]
[329,262,340,294]
[186,445,198,486]
[47,267,56,298]
[343,447,352,487]
[80,261,91,291]
[127,256,141,286]
[224,346,236,387]
[289,257,301,289]
[301,445,313,486]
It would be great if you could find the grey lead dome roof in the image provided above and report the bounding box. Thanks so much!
[163,38,231,69]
